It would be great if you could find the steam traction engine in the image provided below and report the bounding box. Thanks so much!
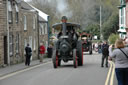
[80,32,92,54]
[52,16,83,68]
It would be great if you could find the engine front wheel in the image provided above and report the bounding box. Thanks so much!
[77,41,83,66]
[73,49,78,68]
[52,50,58,68]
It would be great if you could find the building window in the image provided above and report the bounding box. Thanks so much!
[127,11,128,26]
[120,8,125,25]
[40,24,44,35]
[16,12,19,23]
[24,15,27,30]
[39,27,42,35]
[15,4,19,23]
[119,9,121,25]
[16,34,19,53]
[29,36,32,49]
[42,24,44,35]
[9,35,13,56]
[45,24,47,34]
[33,16,36,29]
[44,24,45,34]
[8,1,13,24]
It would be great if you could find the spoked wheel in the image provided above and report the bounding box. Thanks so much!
[73,49,78,68]
[52,50,58,68]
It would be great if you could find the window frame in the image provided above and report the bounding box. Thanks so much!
[16,34,19,53]
[9,35,13,56]
[24,15,27,30]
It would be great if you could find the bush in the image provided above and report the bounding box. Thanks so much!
[108,33,119,44]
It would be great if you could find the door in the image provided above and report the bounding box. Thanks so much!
[4,36,7,64]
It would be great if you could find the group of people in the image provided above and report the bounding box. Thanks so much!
[25,43,53,66]
[100,39,128,85]
[93,42,102,53]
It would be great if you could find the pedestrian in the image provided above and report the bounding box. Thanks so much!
[101,41,109,67]
[95,42,98,52]
[47,44,53,58]
[39,43,45,62]
[98,43,102,53]
[124,37,128,46]
[93,43,95,50]
[25,43,32,66]
[109,39,128,85]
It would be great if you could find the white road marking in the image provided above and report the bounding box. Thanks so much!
[105,61,115,85]
[105,61,113,85]
[0,62,51,80]
[110,61,115,85]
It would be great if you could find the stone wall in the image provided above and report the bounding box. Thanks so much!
[0,0,7,66]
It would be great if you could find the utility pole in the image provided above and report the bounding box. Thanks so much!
[6,0,10,65]
[37,11,40,59]
[100,0,102,40]
[47,16,50,46]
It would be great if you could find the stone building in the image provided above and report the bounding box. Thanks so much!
[20,1,39,62]
[125,0,128,36]
[0,0,49,66]
[118,0,126,39]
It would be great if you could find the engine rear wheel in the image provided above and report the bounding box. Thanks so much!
[73,49,77,68]
[77,41,83,66]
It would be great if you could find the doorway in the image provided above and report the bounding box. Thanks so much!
[4,36,7,64]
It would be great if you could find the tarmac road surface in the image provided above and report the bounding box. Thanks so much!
[0,52,117,85]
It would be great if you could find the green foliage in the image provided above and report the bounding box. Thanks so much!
[85,24,100,39]
[31,0,120,40]
[102,13,119,40]
[108,33,119,44]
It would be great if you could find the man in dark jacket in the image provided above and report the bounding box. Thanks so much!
[25,44,32,66]
[47,44,53,58]
[101,41,109,67]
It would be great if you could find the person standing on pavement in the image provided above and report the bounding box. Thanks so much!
[47,44,53,58]
[101,41,109,67]
[25,43,32,66]
[39,43,45,62]
[109,39,128,85]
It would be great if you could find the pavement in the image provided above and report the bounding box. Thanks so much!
[0,58,52,77]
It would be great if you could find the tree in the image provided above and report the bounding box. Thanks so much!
[85,24,100,39]
[108,33,119,44]
[102,13,119,40]
[29,0,120,40]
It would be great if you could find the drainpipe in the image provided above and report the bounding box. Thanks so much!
[6,0,10,65]
[47,16,50,46]
[37,11,40,59]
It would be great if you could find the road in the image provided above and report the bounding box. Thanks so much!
[0,52,117,85]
